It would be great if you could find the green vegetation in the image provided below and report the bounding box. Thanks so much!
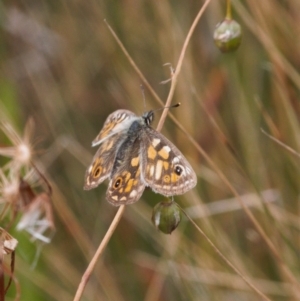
[0,1,300,300]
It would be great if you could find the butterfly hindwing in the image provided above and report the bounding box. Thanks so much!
[106,137,145,205]
[84,132,123,190]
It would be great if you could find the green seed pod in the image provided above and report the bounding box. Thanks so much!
[151,200,181,234]
[213,19,242,53]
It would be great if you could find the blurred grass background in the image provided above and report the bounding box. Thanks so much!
[0,0,300,300]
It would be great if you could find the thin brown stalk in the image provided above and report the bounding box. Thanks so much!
[4,251,15,295]
[73,204,125,301]
[73,2,213,300]
[180,206,272,301]
[255,97,281,139]
[261,129,300,159]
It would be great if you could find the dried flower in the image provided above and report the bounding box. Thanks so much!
[0,119,55,244]
[0,119,34,168]
[17,180,54,244]
[0,168,20,205]
[0,227,18,255]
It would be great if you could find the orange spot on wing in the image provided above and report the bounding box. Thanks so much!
[125,179,134,193]
[163,161,169,170]
[122,171,131,182]
[131,157,140,167]
[99,123,115,139]
[148,145,157,160]
[171,173,179,183]
[158,148,169,159]
[104,140,114,150]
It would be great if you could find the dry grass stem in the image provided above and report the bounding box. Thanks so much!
[73,2,212,299]
[261,129,300,159]
[73,204,126,301]
[180,206,272,301]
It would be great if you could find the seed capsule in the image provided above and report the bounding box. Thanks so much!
[151,200,181,234]
[214,19,242,52]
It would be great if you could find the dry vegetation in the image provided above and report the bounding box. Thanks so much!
[0,0,300,300]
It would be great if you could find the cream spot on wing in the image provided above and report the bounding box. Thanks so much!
[155,160,163,180]
[149,165,155,176]
[164,145,171,152]
[111,195,118,201]
[152,138,160,147]
[129,190,137,198]
[181,168,187,176]
[172,156,180,164]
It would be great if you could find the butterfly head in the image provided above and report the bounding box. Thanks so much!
[142,110,154,126]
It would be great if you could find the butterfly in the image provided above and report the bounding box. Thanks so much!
[84,109,197,206]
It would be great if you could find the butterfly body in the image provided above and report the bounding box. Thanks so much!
[84,109,197,206]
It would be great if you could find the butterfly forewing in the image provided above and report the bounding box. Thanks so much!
[141,128,197,196]
[84,110,139,190]
[92,110,137,146]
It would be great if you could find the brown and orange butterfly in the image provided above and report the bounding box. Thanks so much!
[84,109,197,206]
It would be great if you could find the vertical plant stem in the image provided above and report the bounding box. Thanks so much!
[73,2,213,300]
[226,0,232,20]
[73,204,126,301]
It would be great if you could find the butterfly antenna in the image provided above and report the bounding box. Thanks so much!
[152,102,181,112]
